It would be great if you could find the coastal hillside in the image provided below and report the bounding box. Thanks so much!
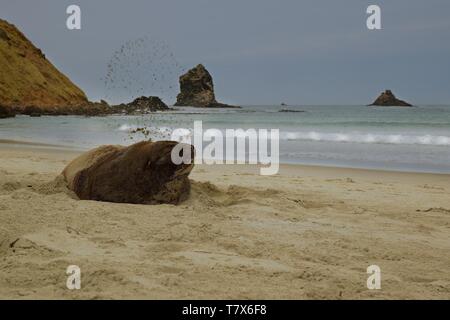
[0,19,88,110]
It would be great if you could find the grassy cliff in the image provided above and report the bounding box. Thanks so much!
[0,19,88,110]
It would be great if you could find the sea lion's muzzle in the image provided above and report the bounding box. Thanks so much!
[147,142,195,176]
[171,143,195,178]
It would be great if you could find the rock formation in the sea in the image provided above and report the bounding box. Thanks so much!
[175,64,238,108]
[0,19,89,113]
[0,104,15,118]
[16,98,172,117]
[11,101,111,117]
[62,141,195,205]
[369,90,412,107]
[279,109,305,113]
[111,96,170,114]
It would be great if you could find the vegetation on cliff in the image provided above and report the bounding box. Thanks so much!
[0,19,88,111]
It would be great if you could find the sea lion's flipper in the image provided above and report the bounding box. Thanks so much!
[149,177,191,204]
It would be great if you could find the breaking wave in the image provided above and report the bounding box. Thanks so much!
[118,124,450,146]
[281,131,450,146]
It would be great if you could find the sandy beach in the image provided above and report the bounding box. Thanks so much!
[0,140,449,299]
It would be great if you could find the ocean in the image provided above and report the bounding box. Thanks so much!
[1,105,450,173]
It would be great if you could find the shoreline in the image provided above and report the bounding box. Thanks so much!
[1,139,449,177]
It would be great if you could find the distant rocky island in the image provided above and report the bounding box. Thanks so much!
[369,90,412,107]
[174,64,239,108]
[279,109,305,113]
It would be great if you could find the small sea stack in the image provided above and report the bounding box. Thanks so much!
[111,96,170,114]
[279,109,305,113]
[369,90,412,107]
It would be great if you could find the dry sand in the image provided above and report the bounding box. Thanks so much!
[0,141,449,299]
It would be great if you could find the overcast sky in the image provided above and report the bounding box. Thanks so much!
[2,0,450,105]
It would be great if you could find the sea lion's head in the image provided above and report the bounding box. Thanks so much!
[69,140,195,204]
[139,140,195,181]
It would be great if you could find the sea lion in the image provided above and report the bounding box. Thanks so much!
[62,140,195,204]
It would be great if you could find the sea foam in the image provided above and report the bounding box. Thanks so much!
[281,131,450,146]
